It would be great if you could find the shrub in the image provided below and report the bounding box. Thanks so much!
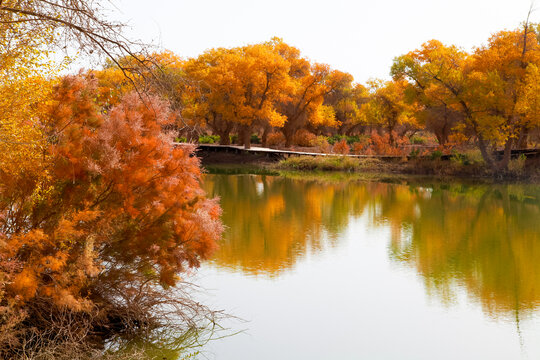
[465,149,484,164]
[327,134,344,145]
[276,155,389,172]
[332,139,350,154]
[0,77,223,358]
[430,149,443,160]
[175,136,188,143]
[409,148,420,159]
[293,129,317,147]
[251,134,261,144]
[313,135,331,153]
[368,131,408,156]
[352,142,365,154]
[267,132,285,146]
[450,151,471,165]
[230,134,238,144]
[410,135,426,145]
[327,134,361,145]
[450,149,483,166]
[351,136,371,154]
[328,134,365,145]
[345,135,361,144]
[508,154,527,175]
[199,134,220,144]
[448,132,469,145]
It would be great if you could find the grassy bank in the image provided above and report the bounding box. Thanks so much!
[273,156,392,172]
[271,155,540,181]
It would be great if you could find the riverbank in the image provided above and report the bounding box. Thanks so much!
[274,155,493,178]
[200,152,540,182]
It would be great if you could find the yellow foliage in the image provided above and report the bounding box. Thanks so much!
[517,64,540,127]
[184,41,293,129]
[360,79,418,136]
[392,27,540,169]
[0,76,54,177]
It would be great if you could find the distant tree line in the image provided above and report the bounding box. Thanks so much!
[96,23,540,172]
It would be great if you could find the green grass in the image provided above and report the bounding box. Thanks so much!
[198,134,221,144]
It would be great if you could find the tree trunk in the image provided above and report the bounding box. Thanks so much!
[517,127,529,149]
[241,126,251,149]
[218,129,231,145]
[262,126,270,147]
[282,126,294,148]
[498,138,514,171]
[440,110,450,145]
[438,121,449,145]
[387,125,395,145]
[477,134,496,171]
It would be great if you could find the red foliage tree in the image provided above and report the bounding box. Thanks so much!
[332,139,350,154]
[1,75,222,314]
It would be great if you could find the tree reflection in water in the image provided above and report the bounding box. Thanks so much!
[203,174,368,276]
[204,174,540,324]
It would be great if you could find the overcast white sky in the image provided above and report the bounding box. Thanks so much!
[114,0,537,83]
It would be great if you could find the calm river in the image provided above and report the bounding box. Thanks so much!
[194,173,540,359]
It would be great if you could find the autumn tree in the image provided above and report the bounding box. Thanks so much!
[392,40,493,154]
[144,51,192,134]
[419,105,463,145]
[180,39,355,148]
[466,25,540,167]
[390,52,462,145]
[279,61,347,147]
[333,83,369,136]
[314,73,369,136]
[0,1,58,210]
[183,41,291,148]
[90,51,195,141]
[359,79,419,144]
[392,24,540,170]
[0,0,159,181]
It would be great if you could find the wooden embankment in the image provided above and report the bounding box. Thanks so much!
[177,143,540,162]
[186,143,405,161]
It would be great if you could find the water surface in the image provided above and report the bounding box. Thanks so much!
[196,174,540,359]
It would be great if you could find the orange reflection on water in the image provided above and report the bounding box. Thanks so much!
[204,174,540,320]
[203,175,369,276]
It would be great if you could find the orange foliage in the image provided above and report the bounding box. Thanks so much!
[0,75,222,310]
[293,129,317,147]
[332,139,350,154]
[363,131,409,156]
[182,40,292,146]
[280,59,347,146]
[351,138,372,155]
[392,27,540,170]
[267,132,286,146]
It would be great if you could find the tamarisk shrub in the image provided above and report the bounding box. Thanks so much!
[332,139,350,155]
[0,75,223,358]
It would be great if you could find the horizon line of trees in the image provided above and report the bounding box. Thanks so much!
[97,22,540,172]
